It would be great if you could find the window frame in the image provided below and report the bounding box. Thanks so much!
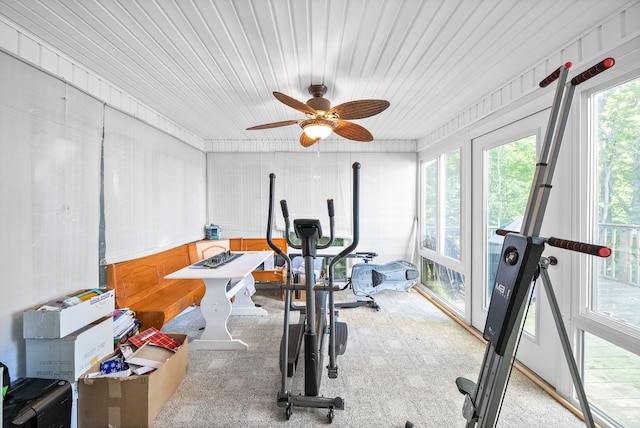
[418,139,469,317]
[573,67,640,359]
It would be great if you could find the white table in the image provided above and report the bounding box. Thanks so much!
[165,250,272,350]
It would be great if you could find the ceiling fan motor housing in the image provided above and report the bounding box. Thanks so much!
[306,97,331,114]
[306,84,331,114]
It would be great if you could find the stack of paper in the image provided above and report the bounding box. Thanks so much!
[112,308,139,344]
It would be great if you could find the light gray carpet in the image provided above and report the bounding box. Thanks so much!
[154,288,584,427]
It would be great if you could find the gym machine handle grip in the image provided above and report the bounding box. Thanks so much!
[280,200,289,219]
[496,229,611,258]
[329,162,361,276]
[539,62,572,88]
[547,237,611,258]
[267,173,292,277]
[318,199,336,249]
[571,58,615,86]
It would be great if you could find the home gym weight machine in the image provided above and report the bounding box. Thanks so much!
[266,162,361,423]
[453,57,615,428]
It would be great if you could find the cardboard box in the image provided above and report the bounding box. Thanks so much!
[26,317,114,382]
[78,333,188,428]
[23,289,115,338]
[125,342,176,369]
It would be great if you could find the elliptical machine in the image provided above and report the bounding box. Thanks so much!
[266,162,360,423]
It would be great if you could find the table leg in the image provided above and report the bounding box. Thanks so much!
[192,278,248,351]
[231,275,268,316]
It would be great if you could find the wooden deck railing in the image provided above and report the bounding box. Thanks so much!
[424,223,640,287]
[600,223,640,286]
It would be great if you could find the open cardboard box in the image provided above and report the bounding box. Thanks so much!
[23,289,115,339]
[78,333,188,427]
[126,342,176,369]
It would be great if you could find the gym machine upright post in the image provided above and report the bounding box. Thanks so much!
[455,58,615,428]
[266,162,361,423]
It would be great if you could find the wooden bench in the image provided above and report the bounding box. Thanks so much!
[229,237,288,283]
[106,244,206,331]
[188,239,232,261]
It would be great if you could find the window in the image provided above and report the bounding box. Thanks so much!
[422,150,461,259]
[593,77,640,331]
[421,148,464,312]
[444,150,461,260]
[583,331,640,427]
[422,257,465,311]
[423,159,437,251]
[582,75,640,426]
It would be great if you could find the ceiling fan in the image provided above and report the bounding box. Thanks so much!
[246,84,390,147]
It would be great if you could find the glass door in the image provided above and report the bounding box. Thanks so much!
[471,110,562,383]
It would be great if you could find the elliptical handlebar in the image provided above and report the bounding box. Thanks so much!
[280,199,290,219]
[317,199,335,250]
[281,198,335,251]
[279,200,299,250]
[266,173,292,281]
[267,162,360,283]
[328,162,361,284]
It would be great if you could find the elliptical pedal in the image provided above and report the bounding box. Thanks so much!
[334,321,348,356]
[282,323,305,377]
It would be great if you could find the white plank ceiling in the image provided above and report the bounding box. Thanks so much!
[0,0,631,146]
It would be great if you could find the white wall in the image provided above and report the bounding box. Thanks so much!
[208,151,416,263]
[103,107,207,263]
[0,54,102,378]
[0,51,207,379]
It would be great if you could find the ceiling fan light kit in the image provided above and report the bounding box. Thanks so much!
[247,84,389,147]
[301,118,337,140]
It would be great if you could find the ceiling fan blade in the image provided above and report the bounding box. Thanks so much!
[273,92,317,116]
[299,132,319,147]
[246,119,300,130]
[328,99,390,120]
[333,120,374,142]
